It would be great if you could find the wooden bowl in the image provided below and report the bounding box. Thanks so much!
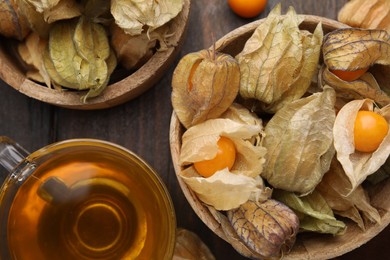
[169,15,390,260]
[0,0,190,110]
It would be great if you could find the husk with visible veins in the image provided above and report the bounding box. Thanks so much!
[338,0,390,33]
[44,17,116,102]
[18,32,51,88]
[179,105,270,210]
[320,65,390,107]
[172,50,240,129]
[262,87,336,195]
[110,0,184,36]
[237,4,322,112]
[323,28,390,71]
[333,99,390,194]
[227,199,299,259]
[316,158,381,230]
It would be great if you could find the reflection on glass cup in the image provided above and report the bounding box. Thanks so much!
[0,137,176,259]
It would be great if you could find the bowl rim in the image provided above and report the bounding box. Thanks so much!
[0,0,190,110]
[169,14,390,260]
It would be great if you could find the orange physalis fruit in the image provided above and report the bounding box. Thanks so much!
[354,110,389,152]
[194,136,236,177]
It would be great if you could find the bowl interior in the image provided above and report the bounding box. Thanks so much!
[169,15,390,260]
[0,0,190,110]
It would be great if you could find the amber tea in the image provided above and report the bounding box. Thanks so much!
[2,141,176,260]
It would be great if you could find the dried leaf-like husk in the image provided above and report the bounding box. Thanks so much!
[227,199,299,258]
[237,5,322,112]
[110,23,157,70]
[47,20,83,86]
[338,0,390,33]
[25,0,60,13]
[263,24,323,112]
[316,158,381,230]
[172,50,240,129]
[180,114,266,178]
[179,107,270,210]
[210,207,264,259]
[43,17,116,101]
[43,47,78,88]
[18,32,51,88]
[81,49,117,102]
[173,228,215,260]
[110,0,184,36]
[0,0,30,40]
[180,168,270,211]
[43,0,81,24]
[321,65,390,107]
[333,99,390,193]
[273,190,346,235]
[323,28,390,71]
[262,87,336,194]
[17,0,51,37]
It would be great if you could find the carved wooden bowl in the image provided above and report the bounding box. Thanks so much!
[0,0,190,110]
[169,15,390,260]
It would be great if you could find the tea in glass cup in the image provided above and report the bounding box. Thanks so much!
[0,138,176,260]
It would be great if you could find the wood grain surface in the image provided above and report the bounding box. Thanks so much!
[0,0,388,259]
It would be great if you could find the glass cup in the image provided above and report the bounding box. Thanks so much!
[0,137,176,260]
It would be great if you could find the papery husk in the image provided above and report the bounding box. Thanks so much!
[338,0,390,33]
[316,158,381,230]
[263,25,323,113]
[180,114,265,178]
[111,23,157,70]
[111,23,175,70]
[220,103,264,146]
[46,19,82,86]
[333,99,390,194]
[210,207,265,259]
[179,107,269,210]
[0,0,30,40]
[16,0,51,37]
[110,0,184,36]
[227,199,299,259]
[42,0,81,24]
[44,17,116,101]
[24,0,60,13]
[323,28,390,71]
[320,65,390,107]
[273,189,346,235]
[18,32,51,88]
[15,0,81,37]
[173,228,216,260]
[237,4,322,112]
[262,86,336,195]
[180,167,270,211]
[172,50,240,129]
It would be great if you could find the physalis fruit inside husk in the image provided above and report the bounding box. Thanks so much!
[172,4,390,259]
[3,0,185,102]
[237,4,323,113]
[172,49,240,129]
[179,103,270,211]
[333,99,390,194]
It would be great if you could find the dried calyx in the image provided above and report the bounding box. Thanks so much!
[172,48,240,129]
[338,0,390,33]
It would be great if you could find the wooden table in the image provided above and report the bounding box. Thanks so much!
[0,0,388,259]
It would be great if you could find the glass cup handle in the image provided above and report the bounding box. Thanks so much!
[0,136,29,173]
